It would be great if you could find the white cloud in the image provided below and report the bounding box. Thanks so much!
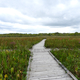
[46,26,75,33]
[70,0,79,7]
[57,3,66,10]
[0,7,36,24]
[0,7,20,16]
[0,0,80,33]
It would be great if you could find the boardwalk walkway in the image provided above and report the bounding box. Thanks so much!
[27,39,76,80]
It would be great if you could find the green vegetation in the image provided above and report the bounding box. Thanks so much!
[0,32,80,37]
[51,49,80,79]
[0,33,80,80]
[45,37,80,49]
[0,37,43,80]
[45,37,80,80]
[0,37,43,49]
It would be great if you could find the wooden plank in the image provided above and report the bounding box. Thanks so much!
[27,39,77,80]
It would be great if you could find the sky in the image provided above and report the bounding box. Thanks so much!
[0,0,80,34]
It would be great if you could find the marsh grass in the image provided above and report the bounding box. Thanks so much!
[0,37,43,80]
[45,37,80,80]
[45,37,80,49]
[51,49,80,79]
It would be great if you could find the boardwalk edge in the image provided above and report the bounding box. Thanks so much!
[48,51,78,80]
[26,50,33,80]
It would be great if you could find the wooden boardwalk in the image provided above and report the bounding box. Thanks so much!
[27,39,77,80]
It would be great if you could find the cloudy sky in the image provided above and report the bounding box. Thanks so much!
[0,0,80,34]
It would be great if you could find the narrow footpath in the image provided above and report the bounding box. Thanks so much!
[27,39,75,80]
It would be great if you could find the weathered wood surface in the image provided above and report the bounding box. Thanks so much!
[27,39,77,80]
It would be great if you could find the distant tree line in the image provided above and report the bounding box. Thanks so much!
[0,32,80,37]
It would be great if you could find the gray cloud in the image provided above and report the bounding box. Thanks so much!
[43,18,80,27]
[0,24,17,30]
[0,0,80,33]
